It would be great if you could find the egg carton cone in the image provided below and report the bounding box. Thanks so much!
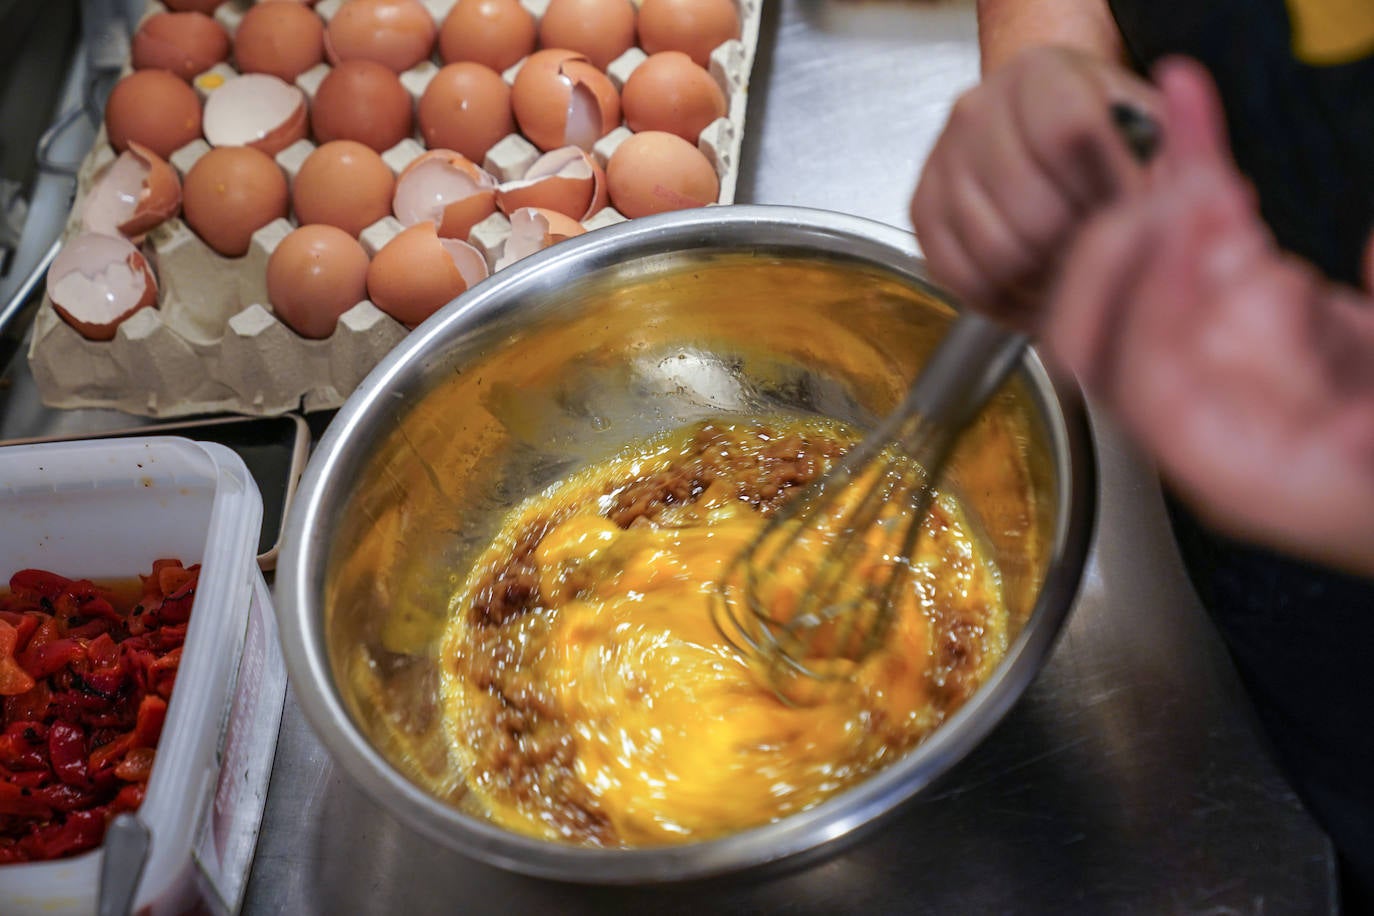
[30,0,763,418]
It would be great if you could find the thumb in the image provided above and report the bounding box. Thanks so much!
[1153,56,1233,172]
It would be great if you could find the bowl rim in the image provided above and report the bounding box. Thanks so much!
[276,204,1097,884]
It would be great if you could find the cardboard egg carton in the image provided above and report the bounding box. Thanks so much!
[30,0,762,417]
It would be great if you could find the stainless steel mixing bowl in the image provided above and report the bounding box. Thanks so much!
[276,205,1095,884]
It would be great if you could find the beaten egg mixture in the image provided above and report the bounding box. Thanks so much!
[439,418,1009,846]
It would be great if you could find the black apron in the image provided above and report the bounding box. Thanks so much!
[1107,0,1374,898]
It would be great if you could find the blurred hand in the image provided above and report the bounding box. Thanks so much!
[911,46,1158,323]
[1045,58,1374,576]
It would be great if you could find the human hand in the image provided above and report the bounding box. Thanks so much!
[1046,58,1374,576]
[910,46,1157,323]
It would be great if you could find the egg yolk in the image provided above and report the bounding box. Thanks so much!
[440,418,1008,846]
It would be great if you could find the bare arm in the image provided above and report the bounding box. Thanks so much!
[976,0,1127,72]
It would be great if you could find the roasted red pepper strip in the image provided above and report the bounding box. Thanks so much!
[0,621,35,697]
[47,722,90,788]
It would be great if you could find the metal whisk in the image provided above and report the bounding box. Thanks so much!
[711,314,1027,700]
[713,104,1160,700]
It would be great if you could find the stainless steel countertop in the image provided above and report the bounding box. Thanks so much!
[0,1,1336,912]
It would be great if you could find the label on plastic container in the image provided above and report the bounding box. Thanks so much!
[192,575,287,915]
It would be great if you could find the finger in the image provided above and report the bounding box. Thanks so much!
[1040,200,1159,389]
[1009,52,1154,210]
[938,167,1044,308]
[1152,56,1234,173]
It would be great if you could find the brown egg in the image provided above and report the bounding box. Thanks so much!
[182,147,289,257]
[131,12,230,81]
[163,0,225,12]
[326,0,436,73]
[292,140,396,237]
[511,49,620,152]
[104,70,203,159]
[638,0,740,68]
[311,59,413,153]
[393,149,497,240]
[267,224,370,339]
[367,222,488,326]
[606,130,718,218]
[234,1,325,82]
[418,63,514,163]
[81,141,182,239]
[46,233,159,341]
[538,0,636,70]
[438,0,536,72]
[622,51,726,143]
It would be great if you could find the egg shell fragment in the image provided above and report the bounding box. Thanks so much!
[496,146,606,221]
[496,206,586,269]
[46,233,159,341]
[203,73,309,156]
[393,149,500,241]
[81,141,183,239]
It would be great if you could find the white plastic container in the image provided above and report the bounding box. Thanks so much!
[0,437,286,915]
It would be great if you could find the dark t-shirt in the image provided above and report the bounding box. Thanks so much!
[1106,0,1374,896]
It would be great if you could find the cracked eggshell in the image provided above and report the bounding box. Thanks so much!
[81,141,182,239]
[496,146,606,221]
[438,0,536,72]
[497,206,586,269]
[203,74,309,157]
[325,0,437,73]
[104,70,204,159]
[46,233,158,341]
[511,49,621,152]
[130,11,231,82]
[393,149,499,241]
[366,221,489,327]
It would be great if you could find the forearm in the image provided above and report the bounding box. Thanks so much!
[976,0,1126,73]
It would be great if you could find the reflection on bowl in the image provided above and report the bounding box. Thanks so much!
[277,205,1094,884]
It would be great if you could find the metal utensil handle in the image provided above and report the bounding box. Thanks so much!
[97,813,151,916]
[895,312,1028,453]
